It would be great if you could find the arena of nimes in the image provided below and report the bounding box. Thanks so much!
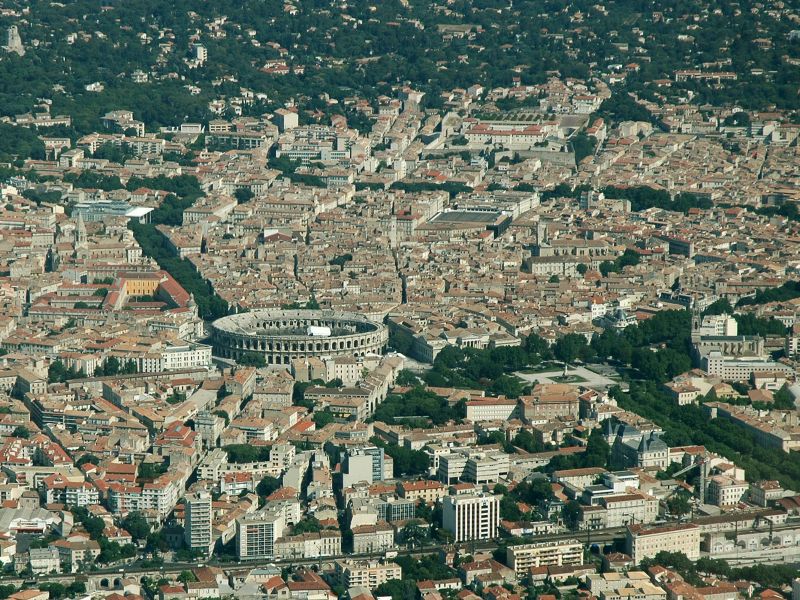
[210,309,388,364]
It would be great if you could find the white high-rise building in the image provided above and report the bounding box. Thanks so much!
[442,493,500,542]
[184,491,213,556]
[193,43,207,65]
[236,506,286,559]
[342,446,385,488]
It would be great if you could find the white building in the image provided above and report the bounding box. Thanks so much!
[28,547,60,575]
[438,449,509,485]
[236,507,285,559]
[274,531,341,560]
[193,43,207,65]
[601,492,659,528]
[626,523,700,564]
[185,492,213,556]
[506,540,583,573]
[274,108,299,132]
[707,476,748,507]
[701,352,793,381]
[697,314,738,337]
[335,559,402,590]
[465,398,518,422]
[342,447,385,488]
[138,342,212,372]
[442,493,500,543]
[351,522,395,554]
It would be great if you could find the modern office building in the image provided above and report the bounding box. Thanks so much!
[442,493,500,542]
[342,446,385,487]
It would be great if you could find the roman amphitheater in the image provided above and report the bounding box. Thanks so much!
[210,309,388,365]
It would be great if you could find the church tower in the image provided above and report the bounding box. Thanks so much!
[75,213,87,250]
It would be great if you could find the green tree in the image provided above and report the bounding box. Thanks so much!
[96,356,121,377]
[562,500,582,531]
[256,475,281,497]
[38,584,66,600]
[500,495,523,521]
[371,437,430,477]
[11,426,30,439]
[48,360,67,383]
[400,522,427,548]
[234,188,254,203]
[666,492,691,518]
[98,540,123,563]
[72,506,106,540]
[701,298,734,316]
[237,352,266,367]
[583,428,611,468]
[395,369,420,387]
[773,385,796,410]
[224,444,271,464]
[121,512,151,541]
[293,516,322,534]
[178,570,197,583]
[553,333,593,364]
[313,409,335,428]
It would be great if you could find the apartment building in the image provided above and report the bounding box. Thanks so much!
[270,443,297,475]
[53,539,100,573]
[587,572,667,600]
[552,467,608,490]
[236,507,286,559]
[351,522,395,554]
[601,492,659,528]
[701,352,793,381]
[335,560,402,590]
[707,476,748,507]
[442,493,500,542]
[28,547,60,575]
[140,342,212,372]
[40,477,99,507]
[274,531,341,560]
[626,523,700,563]
[398,480,447,505]
[194,411,224,450]
[703,402,800,453]
[107,474,181,520]
[184,491,213,557]
[375,496,416,522]
[506,540,583,573]
[520,384,580,421]
[749,480,784,507]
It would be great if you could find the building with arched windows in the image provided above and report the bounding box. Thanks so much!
[211,309,388,365]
